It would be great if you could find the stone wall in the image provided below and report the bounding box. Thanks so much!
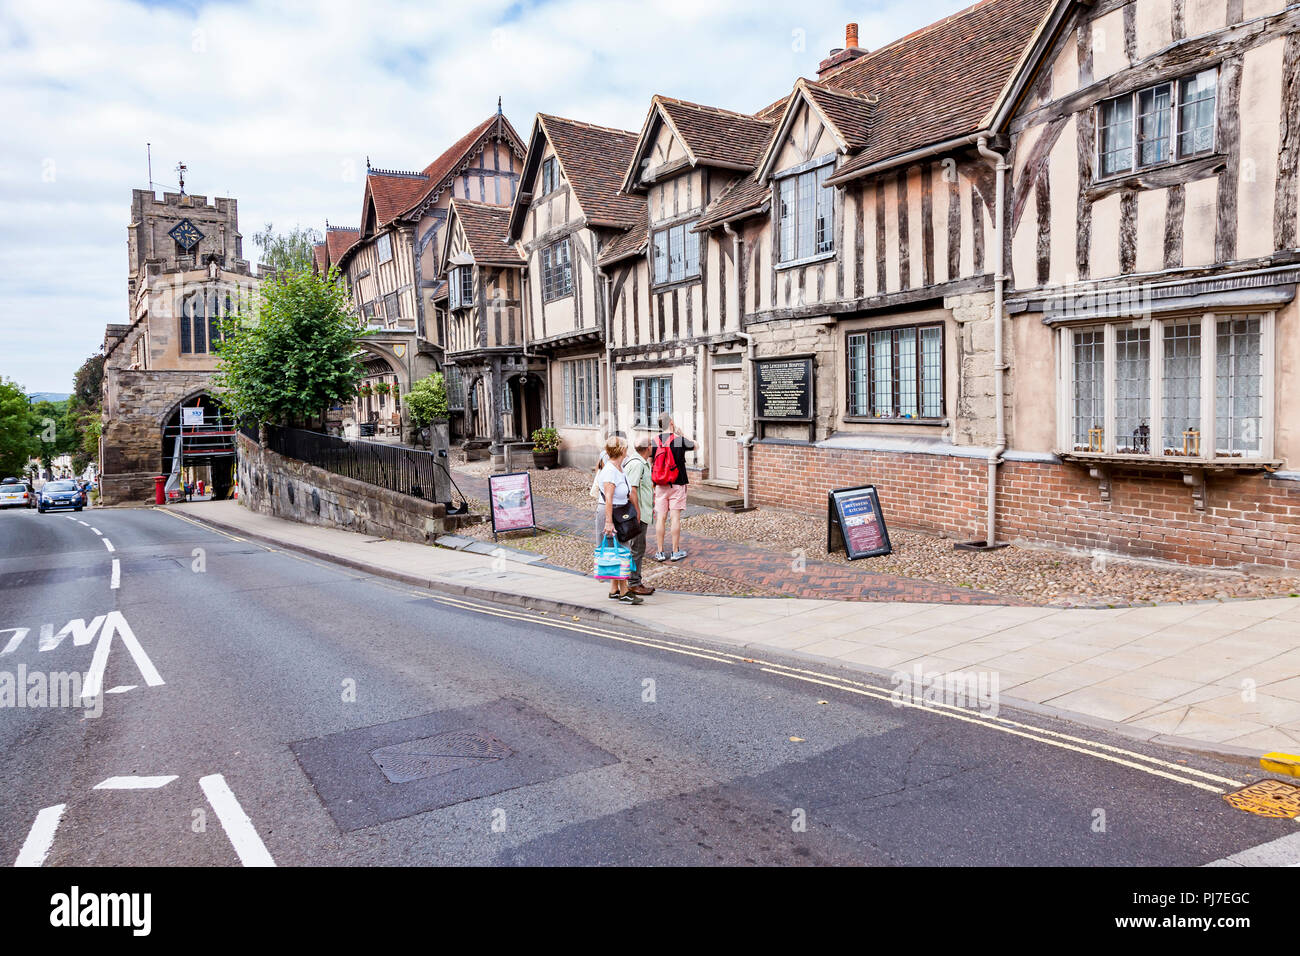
[236,433,461,545]
[100,368,217,504]
[750,441,1300,571]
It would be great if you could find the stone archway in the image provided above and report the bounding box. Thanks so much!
[503,370,545,441]
[160,392,235,500]
[352,343,405,439]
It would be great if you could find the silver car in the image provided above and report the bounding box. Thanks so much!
[0,478,35,509]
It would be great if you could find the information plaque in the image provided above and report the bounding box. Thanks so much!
[754,357,814,421]
[827,485,893,560]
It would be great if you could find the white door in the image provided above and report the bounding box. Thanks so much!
[711,369,743,485]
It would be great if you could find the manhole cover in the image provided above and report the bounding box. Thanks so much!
[370,731,512,784]
[1223,779,1300,818]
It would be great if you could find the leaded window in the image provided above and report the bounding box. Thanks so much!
[776,160,835,263]
[847,324,943,420]
[651,221,700,285]
[563,357,600,426]
[633,376,673,429]
[541,239,572,301]
[1098,68,1217,177]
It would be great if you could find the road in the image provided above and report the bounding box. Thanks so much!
[0,504,1295,867]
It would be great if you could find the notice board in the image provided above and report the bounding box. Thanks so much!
[488,472,536,538]
[827,485,893,560]
[754,357,814,422]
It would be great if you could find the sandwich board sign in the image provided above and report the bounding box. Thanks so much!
[488,472,536,540]
[827,485,893,560]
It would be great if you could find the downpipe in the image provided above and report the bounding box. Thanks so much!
[726,222,757,510]
[976,135,1010,551]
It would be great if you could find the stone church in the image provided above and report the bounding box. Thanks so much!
[99,185,265,504]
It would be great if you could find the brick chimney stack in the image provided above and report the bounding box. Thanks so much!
[817,22,867,80]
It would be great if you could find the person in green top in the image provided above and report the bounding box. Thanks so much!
[622,434,656,596]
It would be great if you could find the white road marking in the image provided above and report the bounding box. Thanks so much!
[0,628,29,655]
[81,611,163,702]
[90,527,102,535]
[200,774,275,867]
[93,776,178,790]
[101,538,115,552]
[106,685,136,694]
[64,516,76,521]
[110,558,120,590]
[76,520,88,526]
[14,804,66,867]
[1205,828,1300,866]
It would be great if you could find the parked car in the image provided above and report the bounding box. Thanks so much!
[0,477,35,509]
[37,479,86,513]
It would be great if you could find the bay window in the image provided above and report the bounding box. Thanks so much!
[1061,312,1272,460]
[448,266,474,310]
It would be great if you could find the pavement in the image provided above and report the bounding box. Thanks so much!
[165,498,1300,761]
[4,503,1297,867]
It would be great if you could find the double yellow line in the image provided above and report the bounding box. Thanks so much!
[416,590,1246,795]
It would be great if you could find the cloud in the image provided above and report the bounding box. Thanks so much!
[0,0,971,391]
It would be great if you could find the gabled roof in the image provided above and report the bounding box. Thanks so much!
[622,96,774,193]
[753,79,878,181]
[312,242,329,273]
[325,226,360,263]
[693,100,788,230]
[364,170,430,231]
[822,0,1054,182]
[597,211,649,266]
[447,199,523,268]
[509,114,643,239]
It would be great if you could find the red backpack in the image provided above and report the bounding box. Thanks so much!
[650,435,679,486]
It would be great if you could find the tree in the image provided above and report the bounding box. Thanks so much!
[253,223,323,274]
[405,372,448,446]
[0,378,38,478]
[31,398,78,472]
[213,266,363,428]
[71,353,104,412]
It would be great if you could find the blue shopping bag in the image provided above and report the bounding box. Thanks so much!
[594,535,635,580]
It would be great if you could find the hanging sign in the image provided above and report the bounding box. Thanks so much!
[827,485,893,560]
[182,407,205,426]
[488,472,536,538]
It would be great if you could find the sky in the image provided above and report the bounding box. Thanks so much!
[0,0,973,394]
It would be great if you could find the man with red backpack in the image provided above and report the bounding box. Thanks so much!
[651,411,695,562]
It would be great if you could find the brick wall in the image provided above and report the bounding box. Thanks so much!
[750,442,1300,571]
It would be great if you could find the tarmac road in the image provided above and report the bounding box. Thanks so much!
[0,505,1295,867]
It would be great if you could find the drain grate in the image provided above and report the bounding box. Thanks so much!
[1223,779,1300,818]
[370,731,513,784]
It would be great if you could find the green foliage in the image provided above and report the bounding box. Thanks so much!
[0,378,39,478]
[405,372,449,428]
[71,353,104,412]
[253,223,323,274]
[212,266,363,426]
[530,426,561,453]
[30,398,80,469]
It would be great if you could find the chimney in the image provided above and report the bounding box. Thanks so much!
[817,22,867,80]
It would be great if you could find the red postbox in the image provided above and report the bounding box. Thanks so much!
[153,475,166,505]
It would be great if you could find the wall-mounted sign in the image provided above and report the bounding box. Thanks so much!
[181,407,205,426]
[827,485,893,560]
[754,357,814,422]
[488,472,536,539]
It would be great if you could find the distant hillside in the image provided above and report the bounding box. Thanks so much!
[28,392,70,403]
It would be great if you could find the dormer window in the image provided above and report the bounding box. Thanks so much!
[541,157,560,195]
[651,221,701,286]
[776,158,835,264]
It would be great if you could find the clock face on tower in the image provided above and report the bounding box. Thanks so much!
[168,218,205,251]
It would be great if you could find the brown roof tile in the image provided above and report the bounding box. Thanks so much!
[539,114,644,228]
[450,199,523,267]
[656,97,774,169]
[597,213,649,266]
[693,101,788,229]
[325,226,359,263]
[801,81,876,150]
[366,170,431,228]
[822,0,1051,176]
[312,242,329,273]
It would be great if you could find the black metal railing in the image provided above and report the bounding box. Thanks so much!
[263,425,445,502]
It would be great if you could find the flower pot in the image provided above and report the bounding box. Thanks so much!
[532,449,559,470]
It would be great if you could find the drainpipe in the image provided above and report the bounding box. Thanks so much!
[977,136,1009,549]
[726,221,756,509]
[597,263,615,433]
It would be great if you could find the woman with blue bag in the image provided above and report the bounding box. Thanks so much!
[594,435,643,605]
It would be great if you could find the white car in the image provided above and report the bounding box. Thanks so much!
[0,478,35,509]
